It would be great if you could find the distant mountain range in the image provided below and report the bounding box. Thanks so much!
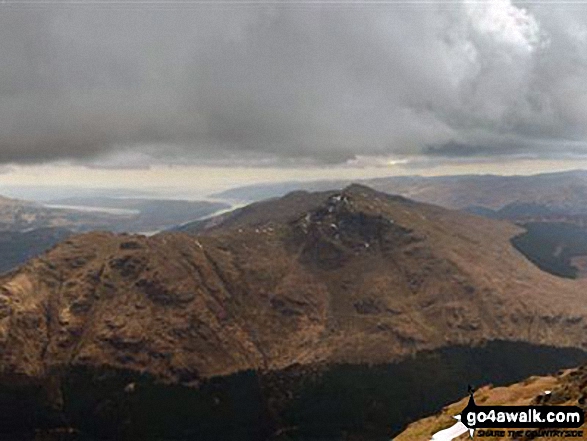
[2,185,587,439]
[213,169,587,214]
[0,194,229,234]
[46,196,231,233]
[0,194,229,275]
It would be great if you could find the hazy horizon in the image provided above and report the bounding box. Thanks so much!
[4,161,587,202]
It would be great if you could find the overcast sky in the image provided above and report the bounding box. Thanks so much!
[2,0,587,189]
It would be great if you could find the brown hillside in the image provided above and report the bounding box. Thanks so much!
[2,185,587,383]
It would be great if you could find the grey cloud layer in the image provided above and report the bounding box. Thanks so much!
[1,1,587,166]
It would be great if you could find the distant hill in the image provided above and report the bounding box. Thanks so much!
[3,185,587,438]
[0,227,72,274]
[0,193,229,234]
[47,197,230,233]
[0,194,229,275]
[367,171,587,212]
[212,172,587,281]
[211,180,343,201]
[212,170,587,214]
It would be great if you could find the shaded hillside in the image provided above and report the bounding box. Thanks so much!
[0,228,72,275]
[3,185,587,438]
[3,343,586,440]
[510,223,587,279]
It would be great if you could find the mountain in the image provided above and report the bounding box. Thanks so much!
[0,196,77,275]
[0,193,132,232]
[0,227,73,274]
[212,172,587,281]
[366,171,587,212]
[396,364,587,441]
[3,185,587,439]
[211,170,587,213]
[0,193,229,234]
[0,194,51,231]
[0,194,228,275]
[47,197,231,233]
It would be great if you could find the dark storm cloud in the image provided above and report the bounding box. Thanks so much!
[2,0,587,166]
[424,141,520,157]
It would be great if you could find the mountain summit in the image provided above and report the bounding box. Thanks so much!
[2,185,587,438]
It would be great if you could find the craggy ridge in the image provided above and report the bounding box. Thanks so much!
[2,185,587,438]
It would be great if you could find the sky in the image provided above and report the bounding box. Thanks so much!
[3,0,587,193]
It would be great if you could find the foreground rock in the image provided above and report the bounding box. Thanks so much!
[396,364,587,441]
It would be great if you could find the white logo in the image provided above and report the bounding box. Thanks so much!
[430,415,473,440]
[430,390,553,440]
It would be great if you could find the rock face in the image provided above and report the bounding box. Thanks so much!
[3,184,587,438]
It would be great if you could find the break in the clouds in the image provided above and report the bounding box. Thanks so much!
[2,0,587,167]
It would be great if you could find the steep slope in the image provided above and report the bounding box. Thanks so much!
[396,365,587,441]
[3,185,587,438]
